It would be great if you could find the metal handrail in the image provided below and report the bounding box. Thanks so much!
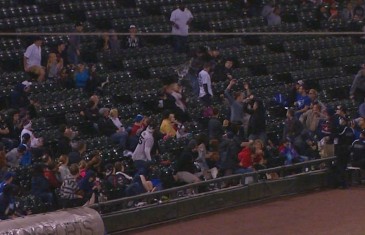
[90,156,336,214]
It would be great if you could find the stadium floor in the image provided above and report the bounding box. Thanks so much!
[124,186,365,235]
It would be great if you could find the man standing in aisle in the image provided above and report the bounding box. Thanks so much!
[67,22,83,65]
[170,1,193,53]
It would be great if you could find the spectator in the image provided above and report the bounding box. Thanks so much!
[68,141,86,166]
[163,82,189,123]
[51,41,66,67]
[267,7,281,26]
[67,22,83,65]
[212,57,234,83]
[23,36,45,82]
[353,1,365,21]
[124,25,143,48]
[74,63,90,89]
[341,2,354,21]
[81,95,100,132]
[300,102,326,134]
[235,143,255,174]
[85,151,102,174]
[224,79,244,124]
[59,163,83,208]
[57,124,76,156]
[308,89,326,112]
[245,98,267,143]
[31,164,53,206]
[10,81,31,109]
[350,68,365,105]
[20,120,43,149]
[132,121,156,176]
[19,134,32,167]
[46,53,62,80]
[42,157,61,190]
[114,161,132,183]
[108,29,121,52]
[0,114,15,150]
[77,170,98,202]
[98,108,128,150]
[98,32,111,52]
[160,111,178,138]
[208,46,222,69]
[0,184,17,220]
[58,155,70,182]
[334,116,355,188]
[198,62,213,107]
[125,174,155,196]
[5,110,22,145]
[103,163,129,199]
[283,108,304,149]
[350,130,365,169]
[109,108,126,132]
[174,139,201,184]
[170,1,193,53]
[294,85,311,118]
[187,46,210,97]
[261,1,274,19]
[208,108,224,141]
[0,171,15,194]
[279,138,308,165]
[129,114,145,137]
[6,144,26,168]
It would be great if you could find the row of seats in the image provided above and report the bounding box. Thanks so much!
[220,45,270,59]
[121,53,187,70]
[0,14,69,30]
[0,0,18,8]
[85,8,145,21]
[290,67,345,82]
[59,0,117,13]
[160,1,232,15]
[0,38,24,50]
[191,37,243,51]
[135,0,207,8]
[283,36,353,52]
[111,15,167,31]
[310,45,365,59]
[0,5,41,19]
[210,17,265,31]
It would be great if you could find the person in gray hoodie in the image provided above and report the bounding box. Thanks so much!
[224,79,244,124]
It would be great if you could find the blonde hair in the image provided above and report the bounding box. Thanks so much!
[110,108,118,118]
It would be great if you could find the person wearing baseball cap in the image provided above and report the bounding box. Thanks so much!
[125,24,142,48]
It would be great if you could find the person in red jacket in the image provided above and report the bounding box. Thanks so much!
[235,143,254,174]
[235,139,267,174]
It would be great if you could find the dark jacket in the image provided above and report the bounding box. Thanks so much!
[98,117,118,136]
[175,149,197,173]
[245,100,266,135]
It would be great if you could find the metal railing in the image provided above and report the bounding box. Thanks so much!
[90,157,336,215]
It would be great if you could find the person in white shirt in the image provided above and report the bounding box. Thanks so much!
[23,36,45,81]
[132,121,156,176]
[20,120,43,148]
[198,63,213,107]
[170,2,193,53]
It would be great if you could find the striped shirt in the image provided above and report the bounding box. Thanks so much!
[60,175,79,200]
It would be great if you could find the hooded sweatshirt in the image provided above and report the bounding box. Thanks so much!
[132,127,154,162]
